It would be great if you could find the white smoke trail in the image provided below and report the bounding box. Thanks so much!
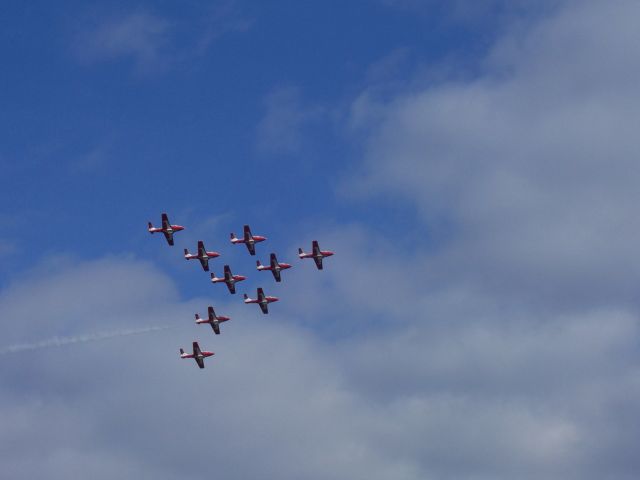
[0,325,175,355]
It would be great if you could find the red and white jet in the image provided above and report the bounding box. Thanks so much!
[195,306,230,335]
[256,253,292,282]
[210,265,247,294]
[184,241,220,271]
[230,225,266,256]
[179,341,214,369]
[243,287,279,314]
[298,240,334,270]
[148,213,184,246]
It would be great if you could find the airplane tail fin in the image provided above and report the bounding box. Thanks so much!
[256,260,262,267]
[184,248,189,256]
[179,348,185,355]
[195,313,200,320]
[148,222,153,231]
[230,232,237,241]
[243,293,248,300]
[298,248,304,256]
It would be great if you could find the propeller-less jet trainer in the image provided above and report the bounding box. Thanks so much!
[180,341,214,369]
[244,287,279,314]
[184,241,220,271]
[195,306,230,335]
[211,265,247,294]
[256,253,292,282]
[146,211,338,368]
[148,213,184,246]
[230,225,266,255]
[298,240,334,270]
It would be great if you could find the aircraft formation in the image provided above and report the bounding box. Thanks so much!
[148,212,334,369]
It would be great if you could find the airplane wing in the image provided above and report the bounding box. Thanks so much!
[270,253,277,269]
[243,225,252,242]
[224,265,232,281]
[162,213,170,230]
[211,322,221,335]
[193,341,202,356]
[272,269,282,282]
[199,257,210,271]
[312,240,321,256]
[208,306,216,320]
[314,256,323,270]
[247,242,256,256]
[195,357,205,369]
[257,288,265,302]
[259,302,269,314]
[198,241,206,257]
[163,231,174,246]
[227,282,236,294]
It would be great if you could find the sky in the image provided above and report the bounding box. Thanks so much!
[2,0,640,478]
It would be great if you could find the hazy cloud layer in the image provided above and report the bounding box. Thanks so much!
[3,246,640,479]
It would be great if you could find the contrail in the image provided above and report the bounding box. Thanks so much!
[0,325,175,355]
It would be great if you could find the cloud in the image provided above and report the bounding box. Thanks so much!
[256,86,325,155]
[194,0,254,54]
[75,12,172,72]
[348,0,640,311]
[73,4,253,74]
[2,251,640,479]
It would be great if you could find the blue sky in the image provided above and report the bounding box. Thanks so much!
[3,1,640,479]
[0,0,497,280]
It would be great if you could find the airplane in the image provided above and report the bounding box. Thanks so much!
[230,225,266,255]
[256,253,292,282]
[195,306,230,335]
[184,241,220,271]
[148,213,184,246]
[298,240,334,270]
[243,287,278,314]
[179,341,214,369]
[210,265,247,294]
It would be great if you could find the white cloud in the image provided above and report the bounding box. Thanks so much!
[72,5,252,74]
[75,12,172,72]
[2,234,639,479]
[256,86,325,155]
[349,0,640,310]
